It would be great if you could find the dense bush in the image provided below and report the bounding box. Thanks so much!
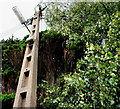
[38,11,120,108]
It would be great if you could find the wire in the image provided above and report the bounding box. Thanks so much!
[24,23,31,33]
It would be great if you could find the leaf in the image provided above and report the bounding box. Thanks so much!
[101,100,104,106]
[108,78,114,85]
[118,51,120,55]
[101,51,105,54]
[111,100,115,105]
[53,99,57,103]
[110,73,116,77]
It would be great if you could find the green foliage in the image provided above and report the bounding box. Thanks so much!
[38,44,119,108]
[38,9,120,108]
[1,35,28,75]
[45,2,119,48]
[40,30,63,49]
[0,93,15,108]
[15,71,20,81]
[19,34,29,50]
[1,2,120,108]
[75,43,119,108]
[1,35,29,96]
[0,93,15,102]
[0,67,14,75]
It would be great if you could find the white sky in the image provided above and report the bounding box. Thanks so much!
[0,0,73,41]
[0,0,115,41]
[0,0,49,40]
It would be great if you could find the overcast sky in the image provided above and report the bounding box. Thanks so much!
[0,0,72,40]
[0,0,49,40]
[0,0,116,40]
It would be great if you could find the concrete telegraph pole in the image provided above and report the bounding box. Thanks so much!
[13,6,41,108]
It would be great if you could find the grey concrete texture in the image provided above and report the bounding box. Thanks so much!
[13,12,40,108]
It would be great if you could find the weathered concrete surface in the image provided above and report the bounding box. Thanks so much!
[13,12,39,108]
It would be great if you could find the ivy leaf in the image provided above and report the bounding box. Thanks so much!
[108,78,114,85]
[111,100,115,105]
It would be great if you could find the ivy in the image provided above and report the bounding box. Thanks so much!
[38,11,120,108]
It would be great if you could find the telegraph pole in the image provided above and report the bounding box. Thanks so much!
[13,6,41,108]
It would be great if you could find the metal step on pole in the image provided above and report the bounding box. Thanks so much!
[13,11,40,108]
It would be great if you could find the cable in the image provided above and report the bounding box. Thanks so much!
[24,23,31,33]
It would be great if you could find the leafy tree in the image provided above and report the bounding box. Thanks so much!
[38,4,120,108]
[45,2,119,47]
